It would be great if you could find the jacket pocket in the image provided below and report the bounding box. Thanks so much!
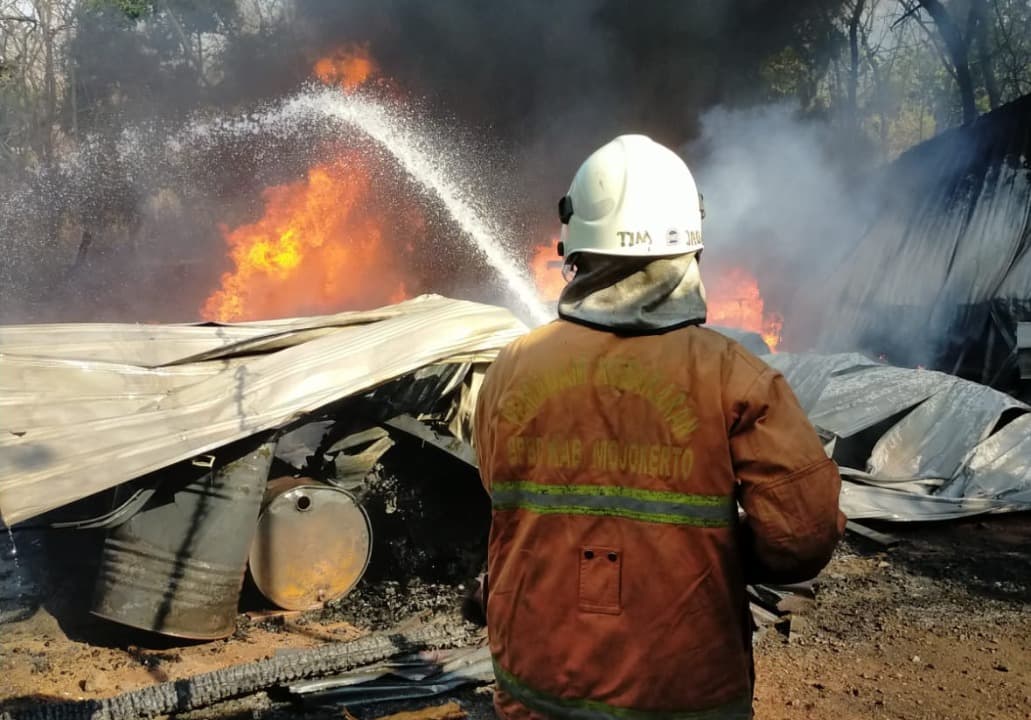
[578,546,622,615]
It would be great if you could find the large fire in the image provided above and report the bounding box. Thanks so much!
[202,48,408,322]
[529,251,783,351]
[203,46,784,349]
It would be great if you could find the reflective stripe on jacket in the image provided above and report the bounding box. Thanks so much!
[474,320,845,720]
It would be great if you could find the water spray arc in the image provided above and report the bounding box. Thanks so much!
[188,87,552,327]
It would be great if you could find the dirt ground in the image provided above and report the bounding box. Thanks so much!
[1,515,1029,720]
[752,515,1031,720]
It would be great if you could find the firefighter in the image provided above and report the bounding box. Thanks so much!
[470,134,846,720]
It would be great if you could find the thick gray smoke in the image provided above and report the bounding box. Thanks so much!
[686,104,877,350]
[280,0,844,241]
[687,96,1031,383]
[1,0,858,324]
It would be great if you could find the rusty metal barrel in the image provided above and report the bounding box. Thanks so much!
[91,436,275,639]
[248,478,372,611]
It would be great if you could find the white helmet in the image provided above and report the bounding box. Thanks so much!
[558,134,704,260]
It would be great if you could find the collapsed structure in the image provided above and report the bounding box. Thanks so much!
[2,294,1031,644]
[0,295,522,525]
[767,352,1031,520]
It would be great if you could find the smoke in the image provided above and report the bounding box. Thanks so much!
[0,0,858,324]
[685,104,877,350]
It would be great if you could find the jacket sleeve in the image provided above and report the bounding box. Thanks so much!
[727,352,846,584]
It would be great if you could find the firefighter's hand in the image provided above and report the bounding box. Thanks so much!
[460,574,487,627]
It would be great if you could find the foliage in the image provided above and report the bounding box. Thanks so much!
[762,0,1031,161]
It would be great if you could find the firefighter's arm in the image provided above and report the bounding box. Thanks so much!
[728,356,846,584]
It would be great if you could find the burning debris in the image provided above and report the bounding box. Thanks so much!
[202,48,414,323]
[314,45,380,91]
[195,43,800,338]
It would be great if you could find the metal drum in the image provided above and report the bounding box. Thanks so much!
[91,437,274,639]
[248,478,372,611]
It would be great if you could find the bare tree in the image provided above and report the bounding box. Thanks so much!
[847,0,868,132]
[0,0,77,165]
[970,0,1001,108]
[901,0,978,124]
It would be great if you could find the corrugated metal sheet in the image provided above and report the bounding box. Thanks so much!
[0,295,527,525]
[839,477,1017,522]
[867,380,1024,481]
[767,352,1031,521]
[939,413,1031,504]
[0,298,438,366]
[809,365,952,439]
[763,352,877,414]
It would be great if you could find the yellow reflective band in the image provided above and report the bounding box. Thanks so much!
[491,481,734,528]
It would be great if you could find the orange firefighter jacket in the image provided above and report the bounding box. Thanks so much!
[474,319,845,720]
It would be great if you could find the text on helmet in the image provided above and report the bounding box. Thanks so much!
[616,230,652,248]
[616,230,702,248]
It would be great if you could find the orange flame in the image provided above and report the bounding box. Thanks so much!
[313,45,378,91]
[530,241,565,301]
[706,267,783,351]
[201,158,407,322]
